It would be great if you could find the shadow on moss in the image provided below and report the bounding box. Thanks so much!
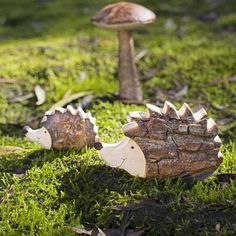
[58,166,236,235]
[0,123,24,138]
[0,149,66,174]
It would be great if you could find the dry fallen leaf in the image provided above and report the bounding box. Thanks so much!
[210,102,229,111]
[199,203,234,212]
[78,71,87,81]
[126,229,147,236]
[215,223,221,232]
[68,227,105,236]
[0,146,26,156]
[198,12,218,22]
[0,186,13,204]
[164,19,177,30]
[69,226,147,236]
[105,228,148,236]
[81,95,95,109]
[215,174,236,189]
[69,227,92,235]
[10,93,34,103]
[142,68,157,81]
[35,85,46,105]
[49,90,92,111]
[96,228,106,236]
[0,77,18,84]
[209,74,236,86]
[174,85,188,99]
[218,117,234,126]
[150,84,188,103]
[135,49,147,62]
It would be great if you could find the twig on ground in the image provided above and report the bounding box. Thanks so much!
[49,90,92,111]
[0,77,18,84]
[208,75,236,86]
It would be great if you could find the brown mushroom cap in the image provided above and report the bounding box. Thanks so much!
[91,2,156,29]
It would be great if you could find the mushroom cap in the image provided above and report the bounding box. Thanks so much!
[91,2,156,30]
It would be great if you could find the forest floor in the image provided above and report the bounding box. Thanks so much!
[0,0,236,235]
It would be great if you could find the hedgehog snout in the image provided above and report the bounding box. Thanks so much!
[23,125,31,134]
[94,142,103,150]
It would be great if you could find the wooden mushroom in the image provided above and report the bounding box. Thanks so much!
[96,102,223,179]
[91,2,156,103]
[24,105,98,150]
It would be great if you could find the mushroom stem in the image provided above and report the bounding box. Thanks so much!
[118,29,143,102]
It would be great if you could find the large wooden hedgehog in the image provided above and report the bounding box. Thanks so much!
[96,101,223,179]
[24,105,98,150]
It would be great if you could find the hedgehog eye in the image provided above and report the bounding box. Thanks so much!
[131,146,134,149]
[44,131,47,134]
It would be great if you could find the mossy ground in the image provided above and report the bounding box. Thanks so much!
[0,0,236,235]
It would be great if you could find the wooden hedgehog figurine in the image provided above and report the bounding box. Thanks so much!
[96,101,223,179]
[24,105,98,150]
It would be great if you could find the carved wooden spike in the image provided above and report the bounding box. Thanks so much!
[129,111,141,119]
[55,107,66,113]
[207,118,217,131]
[178,103,194,120]
[41,110,54,123]
[44,110,54,116]
[87,112,98,133]
[206,118,218,137]
[194,108,207,122]
[214,135,222,144]
[139,112,150,120]
[100,102,223,179]
[67,105,77,115]
[163,101,179,118]
[218,151,223,159]
[78,107,88,119]
[128,111,150,122]
[146,103,163,118]
[129,111,141,120]
[122,121,139,137]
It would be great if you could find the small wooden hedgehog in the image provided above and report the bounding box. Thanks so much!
[96,101,223,179]
[24,105,98,150]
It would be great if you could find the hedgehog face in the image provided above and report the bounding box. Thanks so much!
[24,126,52,149]
[99,137,146,177]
